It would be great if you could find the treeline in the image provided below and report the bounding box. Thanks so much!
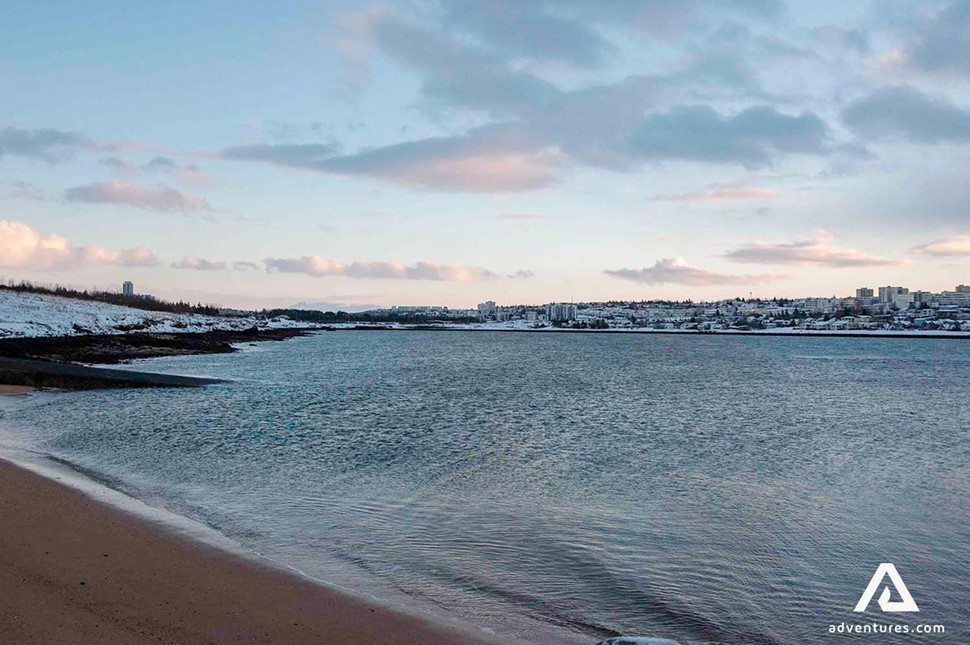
[0,279,222,316]
[261,308,477,325]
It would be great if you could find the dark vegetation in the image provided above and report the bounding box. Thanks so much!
[1,279,221,316]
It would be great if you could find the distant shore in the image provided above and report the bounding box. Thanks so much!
[0,457,502,645]
[320,323,970,339]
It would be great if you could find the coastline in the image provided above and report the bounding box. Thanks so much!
[0,454,505,645]
[275,323,970,339]
[0,328,318,390]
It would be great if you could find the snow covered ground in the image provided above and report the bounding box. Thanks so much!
[0,290,310,339]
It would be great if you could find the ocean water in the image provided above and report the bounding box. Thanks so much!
[2,331,968,644]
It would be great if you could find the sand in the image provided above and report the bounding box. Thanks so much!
[0,459,506,645]
[0,384,36,394]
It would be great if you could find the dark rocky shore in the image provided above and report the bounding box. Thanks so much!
[0,327,318,389]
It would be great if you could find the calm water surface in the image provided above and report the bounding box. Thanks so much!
[3,332,968,643]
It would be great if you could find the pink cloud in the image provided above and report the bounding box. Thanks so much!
[0,220,158,270]
[606,257,782,286]
[654,185,780,202]
[171,255,228,271]
[379,149,562,192]
[724,232,896,267]
[916,235,970,257]
[221,130,563,193]
[264,256,496,281]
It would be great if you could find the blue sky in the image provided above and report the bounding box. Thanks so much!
[2,0,969,309]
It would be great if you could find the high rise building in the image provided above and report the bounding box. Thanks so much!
[477,301,497,320]
[878,286,908,304]
[546,303,577,322]
[122,281,134,296]
[855,287,874,299]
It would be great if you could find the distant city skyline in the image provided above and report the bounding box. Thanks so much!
[2,1,969,309]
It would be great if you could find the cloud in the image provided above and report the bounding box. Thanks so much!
[439,0,613,68]
[0,126,98,162]
[915,235,970,257]
[0,219,158,270]
[222,5,842,192]
[842,85,970,144]
[233,261,261,271]
[223,130,562,192]
[508,269,535,279]
[428,0,783,71]
[99,156,214,187]
[171,255,227,271]
[605,258,781,286]
[100,156,141,174]
[144,156,179,172]
[63,181,210,212]
[654,184,779,201]
[226,3,839,192]
[322,132,562,192]
[724,233,896,267]
[222,104,829,192]
[220,142,340,167]
[264,256,496,281]
[904,0,970,78]
[627,105,829,168]
[365,11,563,117]
[2,181,47,201]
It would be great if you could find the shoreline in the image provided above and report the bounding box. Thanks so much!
[0,328,318,390]
[0,327,318,365]
[0,453,506,645]
[374,326,970,339]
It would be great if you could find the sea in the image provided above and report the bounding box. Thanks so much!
[1,331,968,644]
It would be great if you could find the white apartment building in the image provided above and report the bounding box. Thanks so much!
[546,302,577,322]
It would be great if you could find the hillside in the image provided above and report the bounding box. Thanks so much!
[0,289,303,339]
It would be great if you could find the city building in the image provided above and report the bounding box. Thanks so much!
[122,281,134,296]
[477,301,497,320]
[546,302,577,322]
[878,286,908,304]
[856,287,874,299]
[937,288,970,307]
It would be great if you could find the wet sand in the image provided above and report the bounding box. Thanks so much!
[0,458,504,645]
[0,384,35,394]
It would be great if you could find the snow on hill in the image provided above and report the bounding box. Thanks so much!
[0,289,306,338]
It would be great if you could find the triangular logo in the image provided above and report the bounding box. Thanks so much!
[854,563,919,613]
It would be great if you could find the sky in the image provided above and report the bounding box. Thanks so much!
[1,0,969,310]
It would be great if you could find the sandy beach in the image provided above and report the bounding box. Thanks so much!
[0,384,36,394]
[0,458,504,645]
